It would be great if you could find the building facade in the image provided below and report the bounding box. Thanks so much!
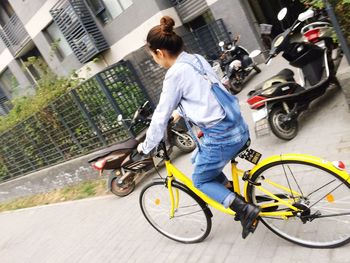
[0,0,265,115]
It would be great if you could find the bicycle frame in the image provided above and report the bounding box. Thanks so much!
[165,153,350,219]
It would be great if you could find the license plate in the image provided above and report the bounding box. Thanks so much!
[252,107,268,122]
[255,118,270,137]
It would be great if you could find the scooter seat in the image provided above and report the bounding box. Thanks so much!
[88,138,139,163]
[266,69,295,82]
[251,69,295,94]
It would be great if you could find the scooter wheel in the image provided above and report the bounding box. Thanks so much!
[110,173,135,197]
[228,81,243,94]
[253,65,261,74]
[268,107,298,140]
[174,132,196,153]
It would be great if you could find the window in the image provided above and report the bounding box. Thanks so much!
[45,22,73,59]
[86,0,133,24]
[0,0,14,26]
[0,68,18,96]
[0,96,11,115]
[20,47,50,85]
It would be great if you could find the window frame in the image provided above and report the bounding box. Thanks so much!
[0,67,18,97]
[86,0,133,25]
[43,21,73,61]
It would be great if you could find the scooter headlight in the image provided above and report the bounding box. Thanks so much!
[274,35,284,47]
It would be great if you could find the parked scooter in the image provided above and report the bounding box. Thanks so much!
[301,8,342,75]
[247,8,340,141]
[212,35,261,94]
[88,101,196,197]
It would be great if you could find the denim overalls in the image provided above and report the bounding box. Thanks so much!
[181,56,250,205]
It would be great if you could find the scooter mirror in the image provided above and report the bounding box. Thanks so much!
[249,50,262,58]
[277,8,288,21]
[219,41,225,47]
[298,9,315,22]
[117,114,123,125]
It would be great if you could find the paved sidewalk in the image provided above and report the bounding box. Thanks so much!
[0,57,350,263]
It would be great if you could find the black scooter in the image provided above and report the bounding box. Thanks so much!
[88,101,196,197]
[247,8,340,140]
[213,35,261,94]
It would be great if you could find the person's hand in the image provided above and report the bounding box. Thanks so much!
[171,110,181,123]
[137,142,144,154]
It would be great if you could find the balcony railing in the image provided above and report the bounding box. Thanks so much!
[0,14,31,56]
[50,0,109,63]
[170,0,208,23]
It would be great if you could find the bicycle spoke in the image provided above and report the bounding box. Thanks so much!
[281,162,296,202]
[173,211,207,220]
[287,165,304,197]
[309,182,344,209]
[306,179,336,198]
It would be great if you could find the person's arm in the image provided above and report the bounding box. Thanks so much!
[140,67,184,154]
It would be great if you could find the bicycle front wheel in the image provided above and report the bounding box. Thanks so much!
[139,180,212,244]
[247,160,350,248]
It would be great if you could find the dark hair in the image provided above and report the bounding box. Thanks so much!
[146,16,184,56]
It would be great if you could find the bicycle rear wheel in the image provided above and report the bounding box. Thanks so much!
[246,160,350,248]
[139,180,212,244]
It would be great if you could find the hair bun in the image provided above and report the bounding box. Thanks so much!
[160,16,175,35]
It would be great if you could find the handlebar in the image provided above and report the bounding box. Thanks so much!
[265,54,274,64]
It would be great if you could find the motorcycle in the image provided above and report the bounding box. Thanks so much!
[88,101,196,197]
[247,8,341,141]
[213,35,261,94]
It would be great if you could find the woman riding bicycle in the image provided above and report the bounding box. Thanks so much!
[137,16,260,239]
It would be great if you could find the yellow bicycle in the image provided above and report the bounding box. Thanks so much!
[139,141,350,248]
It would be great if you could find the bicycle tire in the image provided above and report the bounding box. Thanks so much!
[139,179,212,244]
[246,159,350,248]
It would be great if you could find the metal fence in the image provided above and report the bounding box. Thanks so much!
[0,60,150,181]
[125,47,167,106]
[182,19,231,60]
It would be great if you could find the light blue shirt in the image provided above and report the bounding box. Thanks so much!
[141,51,226,154]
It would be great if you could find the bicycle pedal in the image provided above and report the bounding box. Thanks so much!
[249,219,260,233]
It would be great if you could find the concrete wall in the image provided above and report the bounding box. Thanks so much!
[9,0,48,25]
[0,152,99,202]
[209,0,262,54]
[0,40,7,53]
[338,58,350,111]
[97,0,167,45]
[32,32,82,77]
[0,49,33,98]
[7,59,34,96]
